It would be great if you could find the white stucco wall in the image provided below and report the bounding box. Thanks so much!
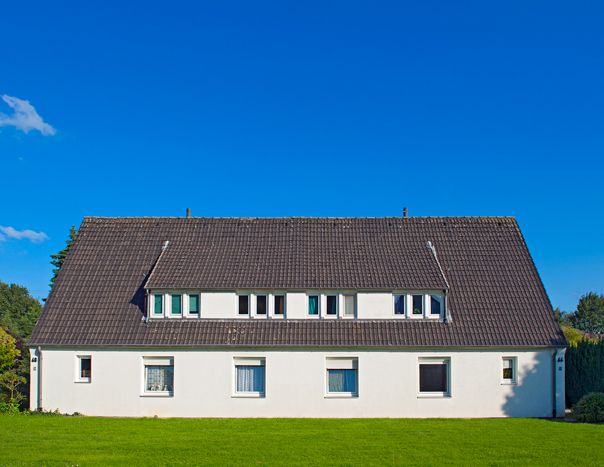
[30,347,563,418]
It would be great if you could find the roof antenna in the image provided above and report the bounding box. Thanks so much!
[186,207,192,218]
[162,240,170,251]
[403,207,409,218]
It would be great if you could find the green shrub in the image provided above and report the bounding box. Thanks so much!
[0,400,21,415]
[573,392,604,423]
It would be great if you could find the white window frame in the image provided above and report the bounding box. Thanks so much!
[186,293,200,318]
[392,293,406,318]
[232,357,266,398]
[141,357,174,397]
[75,355,92,383]
[418,357,451,398]
[168,293,183,318]
[325,357,359,398]
[325,294,339,318]
[342,294,356,319]
[255,294,268,318]
[501,357,518,385]
[409,294,425,319]
[307,293,321,318]
[428,294,444,320]
[237,293,251,316]
[150,292,165,318]
[272,293,286,319]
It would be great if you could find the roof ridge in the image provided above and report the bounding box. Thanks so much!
[83,216,518,222]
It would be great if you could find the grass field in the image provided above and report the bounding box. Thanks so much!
[1,416,603,466]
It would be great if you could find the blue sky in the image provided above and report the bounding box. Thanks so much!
[1,1,603,311]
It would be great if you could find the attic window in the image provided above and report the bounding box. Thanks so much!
[412,295,424,315]
[394,294,405,315]
[308,295,319,316]
[326,295,338,315]
[239,295,249,315]
[256,295,267,315]
[189,294,199,315]
[430,295,443,316]
[153,294,163,316]
[171,294,182,315]
[274,295,285,315]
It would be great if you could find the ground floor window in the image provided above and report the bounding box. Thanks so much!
[502,357,517,384]
[144,357,174,395]
[418,358,450,396]
[326,357,358,396]
[76,355,91,382]
[234,358,265,396]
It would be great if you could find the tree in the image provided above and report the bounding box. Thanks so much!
[0,327,25,412]
[0,282,42,340]
[49,225,77,287]
[569,292,604,335]
[0,328,19,372]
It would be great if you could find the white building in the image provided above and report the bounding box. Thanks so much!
[29,215,566,417]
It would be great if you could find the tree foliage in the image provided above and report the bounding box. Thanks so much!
[49,225,77,287]
[0,328,19,372]
[0,327,25,411]
[0,282,42,340]
[569,292,604,335]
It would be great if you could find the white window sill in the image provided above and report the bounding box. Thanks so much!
[324,393,358,399]
[232,393,265,398]
[74,379,91,384]
[501,381,517,386]
[417,393,451,399]
[140,392,173,398]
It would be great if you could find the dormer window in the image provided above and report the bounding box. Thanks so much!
[171,294,182,315]
[256,295,267,315]
[394,294,405,315]
[153,294,163,316]
[326,295,338,316]
[430,295,443,316]
[238,295,250,315]
[412,295,423,315]
[274,295,285,316]
[308,295,319,316]
[189,294,199,315]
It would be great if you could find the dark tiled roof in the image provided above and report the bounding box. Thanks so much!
[29,217,566,348]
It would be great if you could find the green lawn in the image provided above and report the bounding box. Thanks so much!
[1,416,603,466]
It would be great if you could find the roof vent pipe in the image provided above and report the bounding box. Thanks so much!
[403,207,408,218]
[186,207,192,218]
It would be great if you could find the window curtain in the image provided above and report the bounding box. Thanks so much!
[236,365,265,392]
[146,365,174,392]
[328,369,357,393]
[309,296,318,315]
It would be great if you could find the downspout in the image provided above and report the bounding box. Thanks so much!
[36,346,42,411]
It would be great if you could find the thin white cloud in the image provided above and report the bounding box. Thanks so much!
[0,95,56,136]
[0,226,49,243]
